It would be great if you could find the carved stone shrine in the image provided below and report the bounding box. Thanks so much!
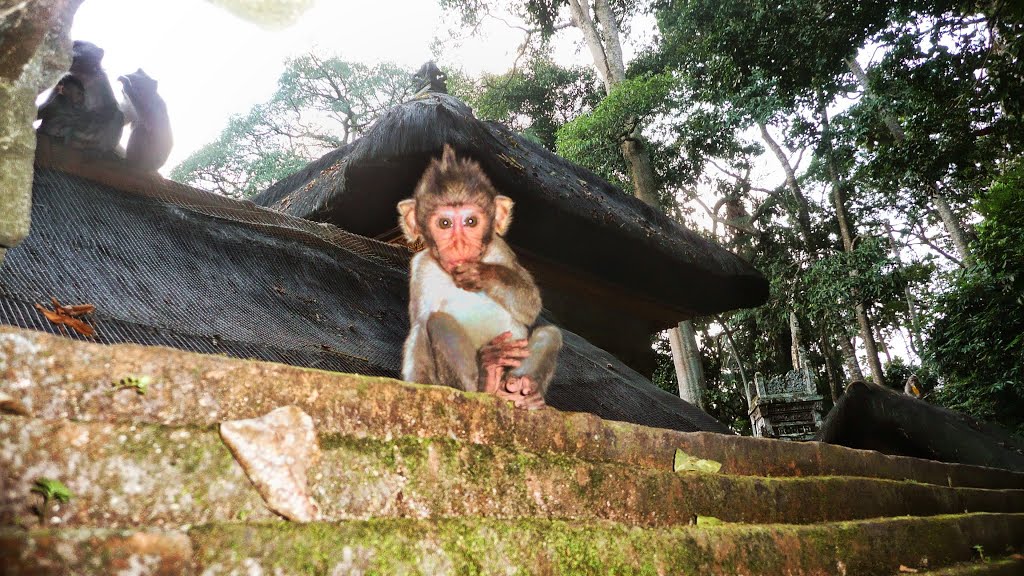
[746,312,824,440]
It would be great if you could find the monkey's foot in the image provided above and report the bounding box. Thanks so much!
[504,375,536,395]
[481,365,503,394]
[494,386,545,410]
[499,375,545,410]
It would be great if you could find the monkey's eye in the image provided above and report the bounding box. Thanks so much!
[464,216,478,227]
[437,218,452,229]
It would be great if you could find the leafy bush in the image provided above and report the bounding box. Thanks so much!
[928,159,1024,434]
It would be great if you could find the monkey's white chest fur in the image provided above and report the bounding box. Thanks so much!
[415,253,528,349]
[438,284,527,348]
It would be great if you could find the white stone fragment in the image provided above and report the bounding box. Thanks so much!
[219,405,321,522]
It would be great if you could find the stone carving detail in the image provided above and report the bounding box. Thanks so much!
[747,368,824,441]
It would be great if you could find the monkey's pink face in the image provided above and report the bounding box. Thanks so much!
[428,204,490,273]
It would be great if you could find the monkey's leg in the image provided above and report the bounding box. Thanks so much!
[507,325,563,399]
[426,311,480,392]
[401,327,435,385]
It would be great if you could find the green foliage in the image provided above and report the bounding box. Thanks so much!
[654,0,893,115]
[113,375,152,395]
[31,477,72,522]
[555,72,677,188]
[799,238,907,333]
[171,54,413,198]
[882,358,938,393]
[466,57,602,150]
[928,159,1024,433]
[32,478,72,503]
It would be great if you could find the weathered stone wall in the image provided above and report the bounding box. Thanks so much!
[0,0,82,263]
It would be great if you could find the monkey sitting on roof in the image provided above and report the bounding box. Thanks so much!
[398,145,562,409]
[397,145,565,405]
[37,40,123,153]
[118,68,173,172]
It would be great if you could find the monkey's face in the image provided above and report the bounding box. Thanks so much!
[427,203,491,273]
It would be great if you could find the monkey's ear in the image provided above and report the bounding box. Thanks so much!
[397,199,421,243]
[440,144,457,170]
[494,195,514,236]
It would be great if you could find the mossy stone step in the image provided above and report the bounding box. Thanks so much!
[4,415,1024,530]
[2,514,1022,575]
[3,327,1022,491]
[922,557,1024,575]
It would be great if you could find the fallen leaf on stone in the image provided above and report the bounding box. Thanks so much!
[219,406,322,522]
[34,298,96,337]
[898,566,919,573]
[673,449,723,473]
[112,375,152,395]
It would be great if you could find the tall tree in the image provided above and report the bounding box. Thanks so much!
[172,54,413,198]
[459,56,603,150]
[928,159,1024,434]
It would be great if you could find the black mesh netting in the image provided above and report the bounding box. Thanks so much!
[0,167,730,434]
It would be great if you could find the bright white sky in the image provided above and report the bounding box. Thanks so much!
[70,0,584,173]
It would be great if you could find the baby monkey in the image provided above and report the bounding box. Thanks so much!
[399,145,562,409]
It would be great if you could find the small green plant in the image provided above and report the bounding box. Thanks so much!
[973,544,987,562]
[31,477,72,523]
[112,375,152,395]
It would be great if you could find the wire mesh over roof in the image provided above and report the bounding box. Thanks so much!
[252,93,769,319]
[0,161,731,435]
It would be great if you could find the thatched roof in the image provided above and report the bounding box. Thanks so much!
[0,142,731,435]
[252,93,768,321]
[816,381,1024,471]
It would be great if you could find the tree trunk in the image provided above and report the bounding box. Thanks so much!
[839,336,866,382]
[569,0,705,401]
[721,321,750,399]
[885,225,923,358]
[930,191,974,265]
[669,320,706,410]
[818,100,887,387]
[818,334,846,402]
[789,311,802,370]
[854,303,885,385]
[620,136,661,207]
[757,122,814,248]
[845,57,974,266]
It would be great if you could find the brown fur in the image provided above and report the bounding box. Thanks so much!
[37,41,123,152]
[118,68,172,172]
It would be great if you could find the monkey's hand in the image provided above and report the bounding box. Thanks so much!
[452,262,505,292]
[478,332,529,393]
[501,375,546,410]
[451,262,484,291]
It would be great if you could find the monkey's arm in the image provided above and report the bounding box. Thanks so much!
[466,239,541,326]
[401,252,431,383]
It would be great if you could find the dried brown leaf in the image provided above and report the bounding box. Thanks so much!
[35,299,97,337]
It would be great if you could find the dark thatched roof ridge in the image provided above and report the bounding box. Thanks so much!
[816,380,1024,472]
[253,93,769,319]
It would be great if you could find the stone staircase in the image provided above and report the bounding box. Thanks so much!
[1,325,1022,574]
